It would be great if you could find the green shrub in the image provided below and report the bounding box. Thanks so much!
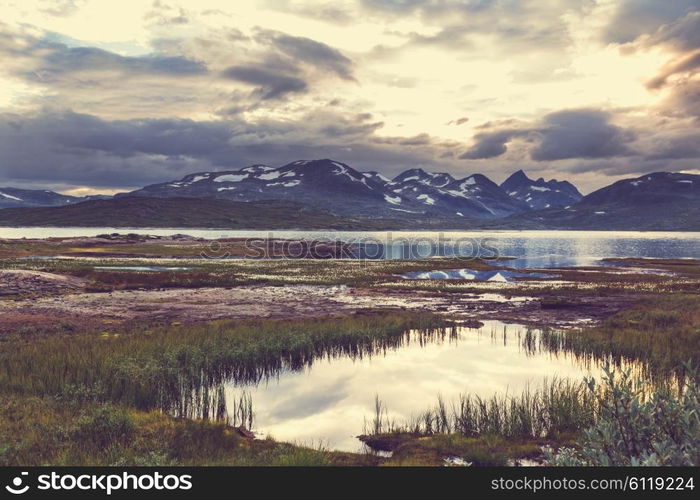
[72,405,135,449]
[545,364,700,466]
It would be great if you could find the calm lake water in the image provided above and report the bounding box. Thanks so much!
[222,321,611,452]
[1,227,698,267]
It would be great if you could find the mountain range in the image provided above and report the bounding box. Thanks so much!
[0,187,109,209]
[0,160,697,230]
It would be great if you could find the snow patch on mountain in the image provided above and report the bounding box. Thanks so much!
[214,174,248,183]
[268,180,301,187]
[0,192,22,201]
[258,171,282,181]
[417,194,435,205]
[189,175,210,183]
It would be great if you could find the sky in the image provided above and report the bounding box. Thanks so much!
[0,0,699,195]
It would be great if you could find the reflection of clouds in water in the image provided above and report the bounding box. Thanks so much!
[266,376,352,421]
[225,321,606,451]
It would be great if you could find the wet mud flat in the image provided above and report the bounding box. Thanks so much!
[1,238,698,333]
[0,279,640,331]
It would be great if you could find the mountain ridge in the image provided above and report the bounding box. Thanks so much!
[500,169,582,210]
[1,161,698,230]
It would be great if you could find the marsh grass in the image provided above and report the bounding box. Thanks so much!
[0,394,369,466]
[538,294,700,373]
[367,378,598,440]
[0,313,448,418]
[1,254,499,290]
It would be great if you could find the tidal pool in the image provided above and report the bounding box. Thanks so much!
[220,321,612,452]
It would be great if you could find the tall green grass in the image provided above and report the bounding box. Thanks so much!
[0,313,448,418]
[367,378,598,440]
[536,295,700,374]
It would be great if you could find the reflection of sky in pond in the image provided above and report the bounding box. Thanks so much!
[224,321,609,452]
[401,269,555,281]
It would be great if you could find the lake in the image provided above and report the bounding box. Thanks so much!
[2,228,698,267]
[218,321,617,452]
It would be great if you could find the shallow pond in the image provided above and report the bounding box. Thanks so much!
[220,321,613,452]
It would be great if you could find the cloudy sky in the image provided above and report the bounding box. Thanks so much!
[1,0,699,195]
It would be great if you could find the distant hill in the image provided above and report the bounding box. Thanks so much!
[0,187,112,209]
[0,196,484,230]
[0,197,369,229]
[0,187,81,209]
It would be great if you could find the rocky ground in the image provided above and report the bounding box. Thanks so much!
[0,269,87,296]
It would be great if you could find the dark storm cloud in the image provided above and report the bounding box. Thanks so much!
[460,109,635,161]
[217,30,354,101]
[459,129,532,159]
[644,11,700,51]
[532,110,635,161]
[0,24,207,82]
[372,132,434,146]
[221,65,308,100]
[660,80,700,120]
[603,0,700,44]
[644,132,700,160]
[0,110,453,190]
[0,111,242,187]
[48,113,235,159]
[255,30,355,80]
[36,46,207,79]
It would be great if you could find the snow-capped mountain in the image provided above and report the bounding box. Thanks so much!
[440,174,530,217]
[391,168,455,188]
[123,159,397,216]
[124,160,529,218]
[500,170,582,209]
[498,171,700,231]
[387,170,527,217]
[0,187,86,209]
[2,165,698,230]
[362,171,391,187]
